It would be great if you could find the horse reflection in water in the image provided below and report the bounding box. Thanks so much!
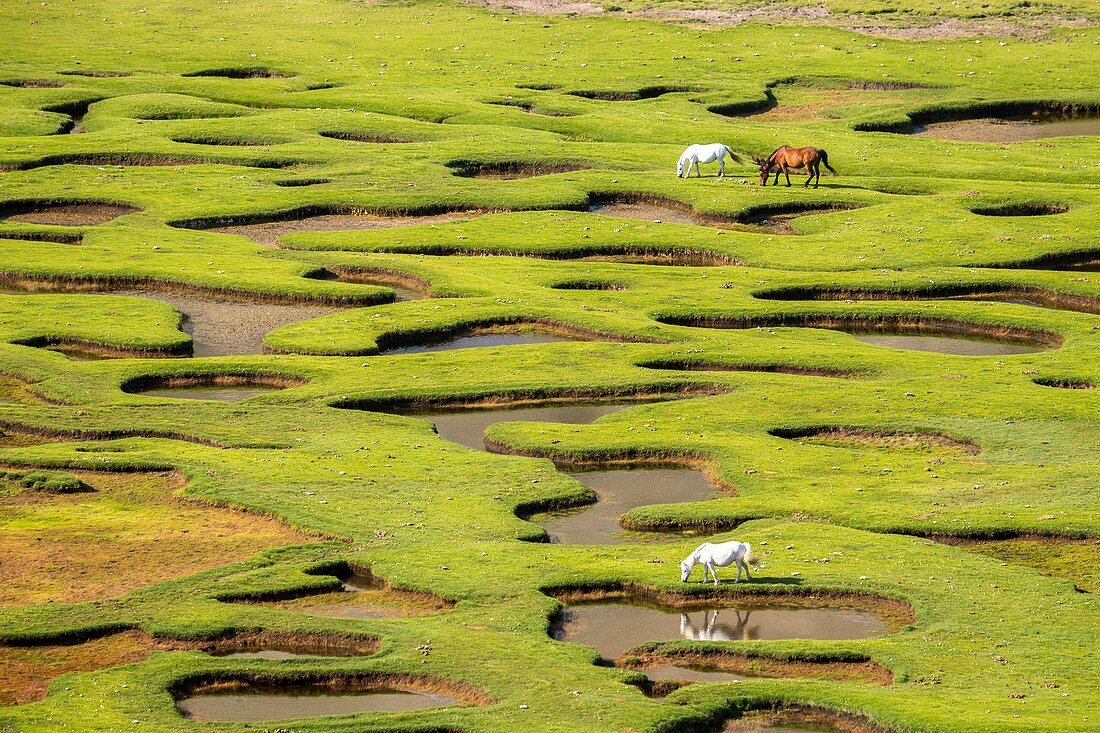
[680,609,757,641]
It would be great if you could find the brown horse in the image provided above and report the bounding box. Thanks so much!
[753,146,837,188]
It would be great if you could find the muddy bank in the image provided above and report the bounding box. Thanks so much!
[308,267,429,301]
[915,115,1100,142]
[1,202,139,226]
[211,211,477,247]
[656,313,1061,354]
[447,159,590,179]
[850,332,1047,356]
[588,197,856,236]
[382,326,592,355]
[627,649,891,686]
[173,671,487,722]
[769,427,980,455]
[753,284,1100,317]
[142,291,345,356]
[237,563,454,619]
[122,374,307,400]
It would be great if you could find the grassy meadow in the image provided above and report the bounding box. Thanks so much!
[0,0,1097,731]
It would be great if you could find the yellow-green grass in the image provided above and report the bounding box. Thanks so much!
[0,0,1098,731]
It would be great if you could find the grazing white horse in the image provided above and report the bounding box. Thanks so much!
[680,540,756,585]
[676,143,744,178]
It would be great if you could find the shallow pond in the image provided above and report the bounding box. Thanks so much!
[384,331,586,355]
[210,211,474,247]
[177,689,455,721]
[553,603,888,660]
[850,333,1047,355]
[914,114,1100,143]
[400,402,638,450]
[533,467,720,544]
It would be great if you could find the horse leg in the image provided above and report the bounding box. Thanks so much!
[708,562,719,585]
[718,156,725,178]
[784,165,792,187]
[772,169,780,186]
[694,160,701,177]
[805,162,815,188]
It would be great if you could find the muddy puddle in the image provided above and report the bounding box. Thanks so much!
[177,689,456,721]
[532,467,721,544]
[850,333,1048,355]
[383,330,589,355]
[2,203,138,226]
[210,211,475,247]
[588,202,701,225]
[553,604,888,660]
[914,114,1100,142]
[307,268,427,302]
[106,290,342,357]
[394,402,640,451]
[139,385,280,401]
[586,201,848,237]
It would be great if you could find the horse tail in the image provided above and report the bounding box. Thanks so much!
[820,149,838,176]
[723,145,744,164]
[744,543,759,565]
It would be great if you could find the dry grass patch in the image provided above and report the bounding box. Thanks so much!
[0,630,157,706]
[0,470,319,606]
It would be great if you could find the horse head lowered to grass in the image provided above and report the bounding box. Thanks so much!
[680,540,758,585]
[754,146,837,188]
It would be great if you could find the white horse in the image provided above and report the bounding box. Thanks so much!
[680,540,756,585]
[676,143,744,178]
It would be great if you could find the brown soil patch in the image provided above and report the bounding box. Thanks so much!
[177,630,380,657]
[656,313,1064,349]
[182,67,294,79]
[317,267,431,300]
[772,427,980,455]
[0,629,380,706]
[0,470,319,606]
[726,707,892,733]
[625,649,892,685]
[121,374,307,395]
[465,0,1090,39]
[263,586,451,619]
[0,630,156,706]
[638,359,859,378]
[173,671,490,706]
[755,284,1100,317]
[916,118,1067,143]
[211,211,475,247]
[448,160,590,179]
[3,203,139,226]
[752,89,903,122]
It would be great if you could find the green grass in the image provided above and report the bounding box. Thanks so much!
[0,0,1098,731]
